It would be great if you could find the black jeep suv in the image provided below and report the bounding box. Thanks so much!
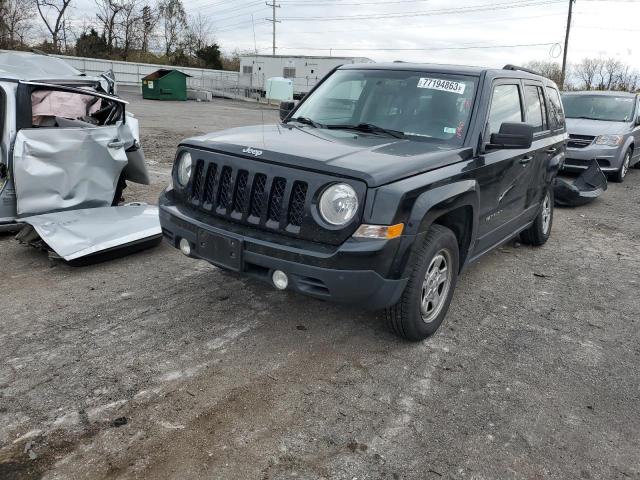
[159,63,566,341]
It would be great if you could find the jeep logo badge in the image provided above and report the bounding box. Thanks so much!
[242,147,263,157]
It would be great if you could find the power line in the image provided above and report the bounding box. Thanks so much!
[276,42,560,51]
[278,0,566,20]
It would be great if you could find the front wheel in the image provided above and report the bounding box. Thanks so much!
[611,149,631,183]
[521,187,553,246]
[385,224,459,341]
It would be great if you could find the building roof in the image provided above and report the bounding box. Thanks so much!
[240,54,373,61]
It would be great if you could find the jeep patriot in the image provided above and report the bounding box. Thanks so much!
[159,63,566,341]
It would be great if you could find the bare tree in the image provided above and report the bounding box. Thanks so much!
[35,0,72,51]
[95,0,124,51]
[573,58,600,90]
[524,60,563,86]
[139,4,157,53]
[0,0,34,48]
[118,0,142,59]
[158,0,186,56]
[183,12,211,55]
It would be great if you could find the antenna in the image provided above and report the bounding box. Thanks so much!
[265,1,281,56]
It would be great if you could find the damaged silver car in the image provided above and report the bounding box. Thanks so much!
[0,51,161,263]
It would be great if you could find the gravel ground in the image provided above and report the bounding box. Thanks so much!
[1,89,639,480]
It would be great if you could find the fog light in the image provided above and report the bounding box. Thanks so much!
[179,238,191,256]
[272,270,289,290]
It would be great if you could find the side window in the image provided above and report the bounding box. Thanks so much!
[524,85,547,133]
[488,84,523,136]
[545,86,565,130]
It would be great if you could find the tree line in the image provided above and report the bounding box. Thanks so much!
[524,59,639,92]
[0,0,241,70]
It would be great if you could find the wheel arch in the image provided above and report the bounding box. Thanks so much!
[393,180,479,276]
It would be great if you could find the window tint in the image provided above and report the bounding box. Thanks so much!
[524,85,547,132]
[546,86,565,129]
[488,84,523,136]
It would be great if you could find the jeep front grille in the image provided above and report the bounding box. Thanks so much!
[189,159,309,233]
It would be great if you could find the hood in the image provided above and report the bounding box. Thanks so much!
[183,124,472,187]
[565,117,631,137]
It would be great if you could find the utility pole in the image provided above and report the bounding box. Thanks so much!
[560,0,576,89]
[266,1,281,56]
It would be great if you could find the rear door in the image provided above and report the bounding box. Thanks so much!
[522,81,552,210]
[13,81,129,217]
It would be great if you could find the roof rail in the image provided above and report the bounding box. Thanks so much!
[503,64,541,76]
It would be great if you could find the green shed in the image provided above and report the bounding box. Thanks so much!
[141,69,190,101]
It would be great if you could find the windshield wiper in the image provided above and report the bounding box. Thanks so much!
[326,122,406,139]
[568,115,610,121]
[288,116,323,128]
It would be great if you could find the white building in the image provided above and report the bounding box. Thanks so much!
[239,54,374,98]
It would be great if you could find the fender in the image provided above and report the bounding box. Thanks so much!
[370,178,479,279]
[622,136,635,162]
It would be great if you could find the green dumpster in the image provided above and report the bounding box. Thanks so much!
[141,69,190,101]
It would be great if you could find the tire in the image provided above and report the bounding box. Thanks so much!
[112,174,127,206]
[385,224,459,341]
[611,149,631,183]
[521,187,553,246]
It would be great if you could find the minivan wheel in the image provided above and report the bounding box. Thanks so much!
[385,224,459,341]
[521,187,553,246]
[612,149,631,183]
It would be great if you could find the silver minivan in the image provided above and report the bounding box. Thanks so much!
[561,91,640,182]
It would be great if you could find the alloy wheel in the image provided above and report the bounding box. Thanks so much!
[421,249,452,324]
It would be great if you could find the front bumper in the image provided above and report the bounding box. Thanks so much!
[563,145,624,173]
[159,193,409,310]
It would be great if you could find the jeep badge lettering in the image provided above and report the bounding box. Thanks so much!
[242,147,263,157]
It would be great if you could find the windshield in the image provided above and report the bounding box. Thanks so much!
[290,69,477,144]
[561,94,636,122]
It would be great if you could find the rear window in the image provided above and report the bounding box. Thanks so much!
[524,85,547,133]
[545,87,565,130]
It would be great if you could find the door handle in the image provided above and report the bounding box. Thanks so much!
[519,155,534,165]
[108,140,125,148]
[545,147,558,154]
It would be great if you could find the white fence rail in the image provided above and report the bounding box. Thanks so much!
[45,53,247,99]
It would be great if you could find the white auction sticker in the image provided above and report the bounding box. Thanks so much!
[417,78,466,95]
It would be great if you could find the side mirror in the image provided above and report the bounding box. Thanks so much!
[635,116,640,126]
[279,101,295,121]
[488,122,534,150]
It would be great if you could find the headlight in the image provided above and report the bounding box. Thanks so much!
[318,183,358,226]
[595,135,623,146]
[176,151,192,187]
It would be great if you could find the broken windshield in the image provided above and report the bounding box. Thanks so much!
[290,69,477,144]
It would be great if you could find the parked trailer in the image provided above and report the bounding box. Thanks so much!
[239,55,374,98]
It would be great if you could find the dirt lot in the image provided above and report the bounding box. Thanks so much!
[1,90,639,480]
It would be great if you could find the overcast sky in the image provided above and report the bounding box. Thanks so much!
[70,0,640,69]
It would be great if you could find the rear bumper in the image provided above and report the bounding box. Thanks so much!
[563,145,624,172]
[159,193,409,309]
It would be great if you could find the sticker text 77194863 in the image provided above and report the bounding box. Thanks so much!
[417,78,466,95]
